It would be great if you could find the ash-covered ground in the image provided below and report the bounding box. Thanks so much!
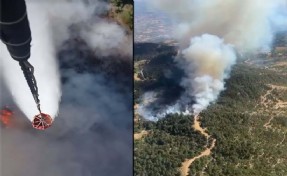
[134,43,186,114]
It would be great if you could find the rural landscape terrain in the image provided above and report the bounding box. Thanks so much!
[134,33,287,176]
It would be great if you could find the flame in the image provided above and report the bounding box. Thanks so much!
[0,107,13,126]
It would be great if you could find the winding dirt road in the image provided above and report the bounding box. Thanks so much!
[193,115,210,139]
[180,115,216,176]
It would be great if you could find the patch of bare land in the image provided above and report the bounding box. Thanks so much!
[260,84,287,129]
[134,130,149,140]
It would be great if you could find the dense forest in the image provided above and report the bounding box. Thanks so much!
[134,42,287,176]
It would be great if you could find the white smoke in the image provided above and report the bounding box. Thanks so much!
[139,0,287,119]
[45,0,132,58]
[0,2,61,121]
[178,34,236,114]
[0,0,133,175]
[152,0,287,51]
[137,91,160,121]
[0,0,132,121]
[80,21,133,58]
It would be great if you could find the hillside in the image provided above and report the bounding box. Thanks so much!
[134,43,287,176]
[109,0,133,31]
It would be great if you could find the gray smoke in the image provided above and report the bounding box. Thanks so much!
[177,34,236,114]
[0,1,62,121]
[138,0,287,120]
[0,0,132,176]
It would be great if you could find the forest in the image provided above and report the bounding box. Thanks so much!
[134,42,287,176]
[110,0,133,30]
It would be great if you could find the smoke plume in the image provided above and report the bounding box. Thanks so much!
[139,0,287,119]
[1,0,132,176]
[0,2,61,121]
[1,0,132,121]
[178,34,236,114]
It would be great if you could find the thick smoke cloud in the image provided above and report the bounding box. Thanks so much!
[152,0,287,51]
[178,34,236,114]
[0,2,61,121]
[1,0,132,121]
[138,0,287,119]
[0,0,132,176]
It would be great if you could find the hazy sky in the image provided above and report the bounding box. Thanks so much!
[134,0,174,43]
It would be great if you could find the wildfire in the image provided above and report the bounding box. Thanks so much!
[0,107,13,126]
[0,107,53,130]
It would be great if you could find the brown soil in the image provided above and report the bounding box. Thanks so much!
[180,138,216,176]
[180,115,216,176]
[193,115,210,138]
[134,73,141,81]
[134,130,149,140]
[260,84,287,128]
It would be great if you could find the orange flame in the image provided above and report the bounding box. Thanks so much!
[0,107,13,126]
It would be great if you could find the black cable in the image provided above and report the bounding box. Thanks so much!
[19,60,42,113]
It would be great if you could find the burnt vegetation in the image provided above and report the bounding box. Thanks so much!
[134,41,287,176]
[58,36,132,93]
